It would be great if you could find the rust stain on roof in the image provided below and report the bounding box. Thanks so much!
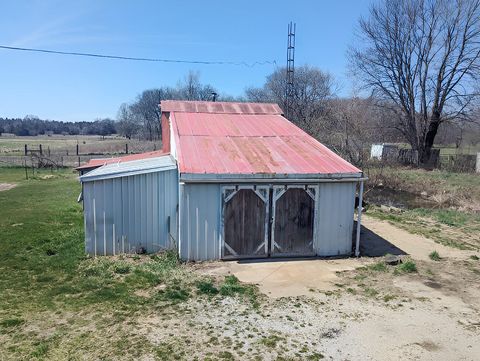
[165,101,360,175]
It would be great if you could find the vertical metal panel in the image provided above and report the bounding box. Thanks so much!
[179,183,222,261]
[83,169,178,256]
[83,181,94,254]
[314,182,356,256]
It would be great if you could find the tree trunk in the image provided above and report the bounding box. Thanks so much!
[420,114,440,165]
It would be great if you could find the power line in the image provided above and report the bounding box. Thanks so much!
[0,45,276,68]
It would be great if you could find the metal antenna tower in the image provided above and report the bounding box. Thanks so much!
[285,22,296,119]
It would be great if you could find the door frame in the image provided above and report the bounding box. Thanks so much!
[220,185,270,259]
[220,184,319,260]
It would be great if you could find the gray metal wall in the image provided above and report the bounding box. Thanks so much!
[179,183,222,261]
[179,182,356,261]
[314,182,356,256]
[83,169,178,256]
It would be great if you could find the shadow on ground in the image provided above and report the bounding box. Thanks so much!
[357,223,407,257]
[233,222,407,265]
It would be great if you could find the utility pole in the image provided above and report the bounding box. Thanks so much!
[285,21,296,119]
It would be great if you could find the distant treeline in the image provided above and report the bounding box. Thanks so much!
[0,116,116,137]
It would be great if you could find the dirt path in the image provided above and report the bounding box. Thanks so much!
[0,183,16,192]
[361,214,475,261]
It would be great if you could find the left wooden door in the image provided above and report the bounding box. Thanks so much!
[222,187,269,259]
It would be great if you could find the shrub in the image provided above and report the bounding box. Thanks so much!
[470,255,479,261]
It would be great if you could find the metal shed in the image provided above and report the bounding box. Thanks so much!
[81,155,178,256]
[80,100,365,261]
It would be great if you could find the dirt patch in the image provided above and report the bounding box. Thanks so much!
[0,183,16,192]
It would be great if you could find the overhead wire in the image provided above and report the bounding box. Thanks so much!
[0,45,276,68]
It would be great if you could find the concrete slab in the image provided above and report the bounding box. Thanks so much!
[201,258,369,298]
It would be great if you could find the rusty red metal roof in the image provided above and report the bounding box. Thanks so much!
[161,100,283,115]
[165,101,361,177]
[76,150,168,170]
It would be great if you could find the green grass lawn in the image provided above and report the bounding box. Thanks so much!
[0,167,257,360]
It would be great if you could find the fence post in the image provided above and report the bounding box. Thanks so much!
[39,144,42,155]
[76,144,79,155]
[24,144,28,156]
[24,159,28,180]
[78,157,81,167]
[125,143,128,154]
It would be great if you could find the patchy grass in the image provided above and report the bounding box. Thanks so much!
[367,166,480,208]
[429,251,441,261]
[0,167,263,359]
[395,260,418,274]
[368,206,480,250]
[196,279,219,296]
[259,334,284,348]
[366,166,480,249]
[367,261,388,272]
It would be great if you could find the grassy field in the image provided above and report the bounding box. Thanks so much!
[0,134,160,156]
[365,166,480,250]
[0,168,258,360]
[1,166,479,360]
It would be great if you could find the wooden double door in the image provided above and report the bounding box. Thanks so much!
[222,185,317,259]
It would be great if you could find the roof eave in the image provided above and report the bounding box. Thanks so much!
[179,172,364,183]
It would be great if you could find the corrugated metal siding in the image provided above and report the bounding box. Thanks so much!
[315,182,356,256]
[179,183,222,261]
[83,169,178,256]
[179,182,356,261]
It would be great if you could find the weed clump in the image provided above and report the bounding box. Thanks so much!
[219,275,246,296]
[259,334,283,348]
[159,284,190,303]
[429,251,441,261]
[367,261,388,272]
[0,318,24,328]
[196,279,219,295]
[45,248,57,256]
[470,255,479,261]
[395,260,417,274]
[113,264,131,274]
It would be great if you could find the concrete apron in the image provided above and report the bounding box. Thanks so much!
[204,258,365,298]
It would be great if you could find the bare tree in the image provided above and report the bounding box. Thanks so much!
[245,65,335,127]
[177,71,217,101]
[350,0,480,164]
[117,72,219,141]
[116,103,140,139]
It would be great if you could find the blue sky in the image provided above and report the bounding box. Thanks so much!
[0,0,370,121]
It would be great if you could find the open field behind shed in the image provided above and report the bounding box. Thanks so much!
[0,135,161,167]
[0,167,479,360]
